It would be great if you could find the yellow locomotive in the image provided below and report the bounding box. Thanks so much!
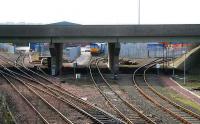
[90,43,106,55]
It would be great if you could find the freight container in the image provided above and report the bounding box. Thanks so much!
[63,46,81,62]
[30,43,37,50]
[0,43,15,53]
[39,43,50,57]
[30,43,50,57]
[7,45,14,53]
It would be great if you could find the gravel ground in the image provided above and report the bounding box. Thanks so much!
[48,73,199,124]
[2,68,200,123]
[59,74,119,118]
[0,53,19,67]
[0,72,97,124]
[0,77,43,124]
[2,52,199,123]
[107,74,179,124]
[59,74,166,123]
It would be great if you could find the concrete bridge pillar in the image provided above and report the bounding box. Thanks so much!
[49,43,63,75]
[108,42,120,75]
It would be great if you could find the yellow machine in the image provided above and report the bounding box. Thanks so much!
[90,43,106,55]
[90,43,101,54]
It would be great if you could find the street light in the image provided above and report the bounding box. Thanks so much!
[172,47,175,76]
[182,50,186,85]
[138,0,140,24]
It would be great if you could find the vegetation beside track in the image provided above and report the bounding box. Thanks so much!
[183,75,200,89]
[148,74,200,114]
[167,90,200,112]
[0,94,16,124]
[182,82,200,89]
[159,87,200,113]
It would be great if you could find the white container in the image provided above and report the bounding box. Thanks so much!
[64,46,81,62]
[0,43,15,53]
[8,46,14,53]
[15,46,30,53]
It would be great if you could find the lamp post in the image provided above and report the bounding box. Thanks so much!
[138,0,140,24]
[182,50,186,85]
[172,47,175,76]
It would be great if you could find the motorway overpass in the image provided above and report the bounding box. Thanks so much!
[1,25,200,43]
[0,24,200,75]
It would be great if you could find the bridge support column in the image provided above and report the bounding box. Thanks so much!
[49,43,63,75]
[108,42,120,75]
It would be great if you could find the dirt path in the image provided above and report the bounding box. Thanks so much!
[160,76,200,105]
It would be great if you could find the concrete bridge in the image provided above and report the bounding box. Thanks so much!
[1,25,200,43]
[0,24,200,75]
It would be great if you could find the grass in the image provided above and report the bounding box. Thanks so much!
[153,85,200,113]
[182,82,200,89]
[166,90,200,112]
[0,95,16,124]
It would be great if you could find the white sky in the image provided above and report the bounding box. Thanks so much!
[0,0,200,24]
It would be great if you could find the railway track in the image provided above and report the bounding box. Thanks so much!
[15,52,24,65]
[0,54,124,124]
[133,59,200,124]
[144,61,200,123]
[2,53,200,123]
[0,70,72,124]
[89,57,156,124]
[3,69,101,124]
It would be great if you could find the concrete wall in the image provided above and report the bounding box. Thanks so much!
[176,45,200,73]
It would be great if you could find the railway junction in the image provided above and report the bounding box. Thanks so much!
[0,24,200,124]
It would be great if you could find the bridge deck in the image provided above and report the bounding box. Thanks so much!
[0,25,200,43]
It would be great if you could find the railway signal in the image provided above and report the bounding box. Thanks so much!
[73,61,77,79]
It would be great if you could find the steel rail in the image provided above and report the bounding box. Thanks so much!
[132,60,192,124]
[45,84,125,124]
[25,80,103,124]
[143,62,200,123]
[44,84,125,124]
[3,66,103,124]
[0,54,124,124]
[0,70,73,124]
[96,58,156,124]
[0,71,49,124]
[14,53,21,65]
[9,54,104,124]
[89,58,133,124]
[21,56,125,124]
[5,68,122,124]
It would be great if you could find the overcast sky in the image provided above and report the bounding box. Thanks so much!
[0,0,200,24]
